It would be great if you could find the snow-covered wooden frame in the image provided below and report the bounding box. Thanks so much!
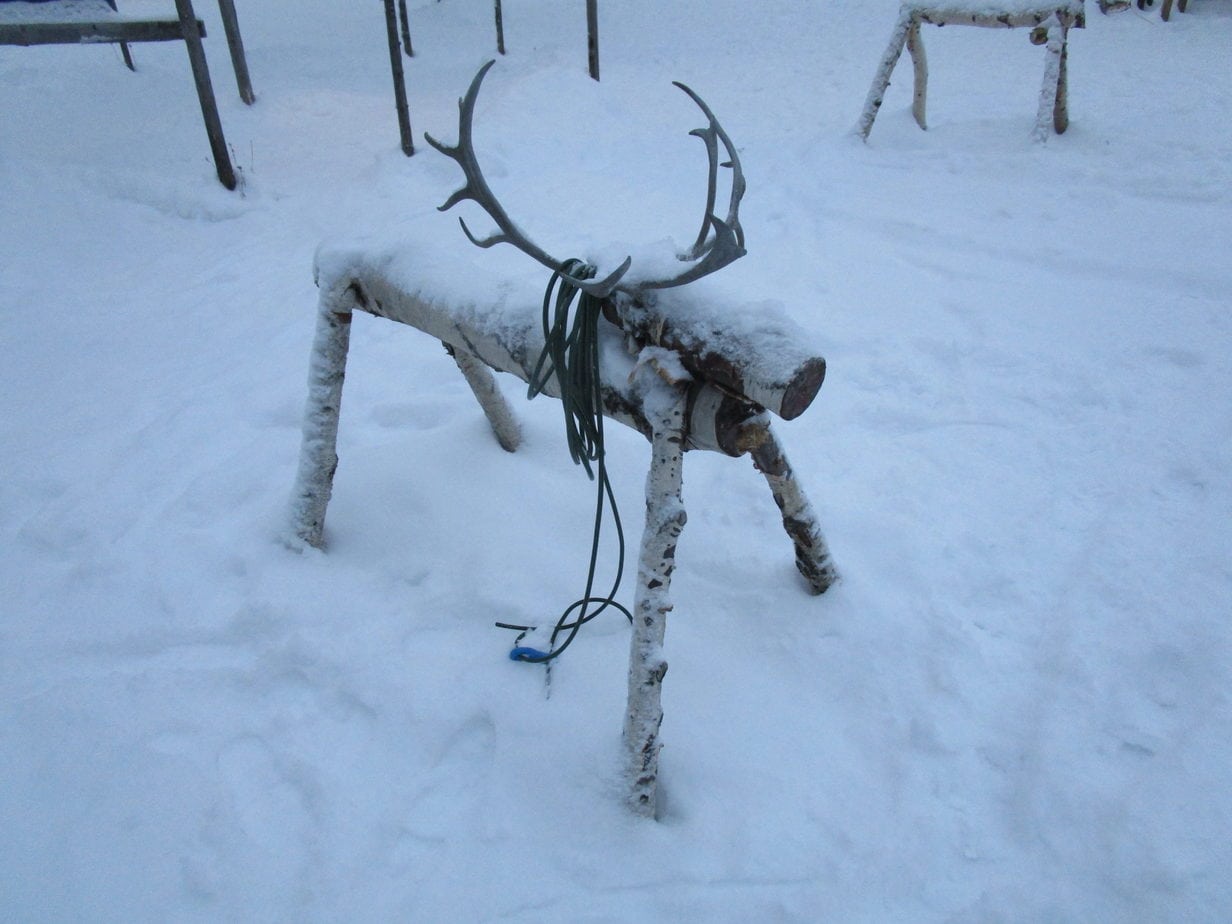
[0,0,254,188]
[856,0,1086,143]
[289,245,838,817]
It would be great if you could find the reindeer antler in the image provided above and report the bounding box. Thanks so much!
[425,61,746,298]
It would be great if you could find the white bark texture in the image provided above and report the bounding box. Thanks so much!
[446,342,521,452]
[288,283,355,549]
[856,9,913,140]
[907,21,928,130]
[623,384,689,817]
[750,426,839,595]
[1033,16,1066,142]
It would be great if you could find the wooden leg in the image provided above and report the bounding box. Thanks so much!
[1053,27,1069,135]
[1161,0,1174,19]
[174,0,237,189]
[495,0,506,56]
[856,10,914,141]
[216,0,255,104]
[623,384,688,817]
[907,20,927,130]
[120,41,135,71]
[289,287,356,549]
[749,425,838,595]
[445,343,521,452]
[1033,14,1064,143]
[382,0,414,156]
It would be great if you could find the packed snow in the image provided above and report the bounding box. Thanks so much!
[2,0,1230,920]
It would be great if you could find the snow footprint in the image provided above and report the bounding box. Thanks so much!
[217,736,315,856]
[405,712,497,841]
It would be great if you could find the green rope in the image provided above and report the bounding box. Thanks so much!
[495,259,632,663]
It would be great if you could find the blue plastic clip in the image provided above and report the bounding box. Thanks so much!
[510,646,549,662]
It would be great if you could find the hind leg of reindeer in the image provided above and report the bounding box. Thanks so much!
[749,422,839,595]
[444,343,522,452]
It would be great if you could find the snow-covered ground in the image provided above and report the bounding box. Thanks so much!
[2,1,1230,920]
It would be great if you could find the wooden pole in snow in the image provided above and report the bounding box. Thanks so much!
[586,0,600,81]
[383,0,415,156]
[216,0,255,105]
[174,0,237,189]
[623,382,688,817]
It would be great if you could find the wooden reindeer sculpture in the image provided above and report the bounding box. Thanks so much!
[290,62,837,816]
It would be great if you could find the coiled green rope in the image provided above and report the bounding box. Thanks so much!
[495,260,632,664]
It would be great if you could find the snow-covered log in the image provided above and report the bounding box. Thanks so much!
[608,291,826,422]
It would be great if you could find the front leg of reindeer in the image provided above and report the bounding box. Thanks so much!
[624,381,689,817]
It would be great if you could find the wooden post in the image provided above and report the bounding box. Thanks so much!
[382,0,414,156]
[289,287,356,549]
[906,19,927,130]
[494,0,505,55]
[1053,24,1069,134]
[216,0,255,104]
[445,343,521,452]
[623,383,688,817]
[173,0,237,189]
[586,0,600,81]
[749,425,838,595]
[398,0,412,56]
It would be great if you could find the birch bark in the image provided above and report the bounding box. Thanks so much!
[624,384,688,817]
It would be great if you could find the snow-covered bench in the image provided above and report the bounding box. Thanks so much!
[0,0,253,188]
[856,0,1086,142]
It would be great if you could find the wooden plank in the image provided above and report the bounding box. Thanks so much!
[0,18,200,46]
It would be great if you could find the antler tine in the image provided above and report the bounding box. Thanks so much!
[674,81,746,251]
[634,83,747,292]
[425,61,632,299]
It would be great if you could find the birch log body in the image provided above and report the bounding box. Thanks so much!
[611,292,826,421]
[328,262,799,456]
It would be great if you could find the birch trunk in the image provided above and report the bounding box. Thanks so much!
[624,384,688,817]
